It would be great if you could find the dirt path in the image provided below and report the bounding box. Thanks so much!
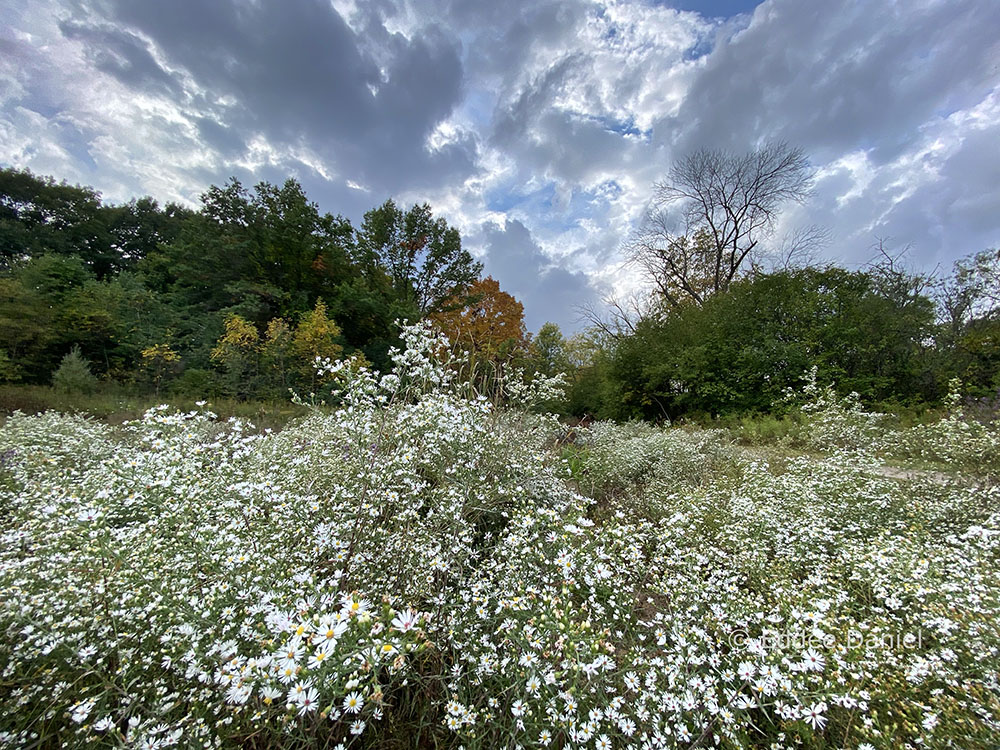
[865,464,954,486]
[738,444,984,488]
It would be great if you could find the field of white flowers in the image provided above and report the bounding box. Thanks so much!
[1,323,998,749]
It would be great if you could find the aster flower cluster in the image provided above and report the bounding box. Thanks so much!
[1,323,998,749]
[789,369,1000,476]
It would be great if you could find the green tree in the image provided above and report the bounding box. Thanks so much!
[608,267,938,420]
[563,331,619,419]
[104,197,192,269]
[356,200,481,314]
[18,253,92,298]
[52,345,99,393]
[0,349,21,383]
[934,248,1000,396]
[530,322,569,377]
[0,276,57,382]
[139,178,366,368]
[0,168,122,278]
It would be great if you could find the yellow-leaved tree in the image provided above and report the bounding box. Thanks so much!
[292,300,343,389]
[261,318,294,391]
[210,315,261,397]
[141,341,181,396]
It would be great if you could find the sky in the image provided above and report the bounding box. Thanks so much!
[2,0,998,333]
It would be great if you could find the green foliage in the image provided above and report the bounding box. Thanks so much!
[607,267,938,420]
[51,345,99,394]
[0,276,58,381]
[731,413,808,446]
[0,167,189,279]
[0,166,489,392]
[167,368,221,398]
[0,350,19,383]
[2,165,997,422]
[206,302,350,399]
[529,322,568,376]
[356,199,481,314]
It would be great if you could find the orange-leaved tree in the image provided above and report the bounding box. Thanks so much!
[431,277,529,362]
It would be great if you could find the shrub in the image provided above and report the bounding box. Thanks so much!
[168,367,223,398]
[733,413,808,446]
[887,380,1000,475]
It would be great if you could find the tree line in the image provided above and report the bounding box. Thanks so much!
[553,143,999,420]
[0,167,534,399]
[2,155,997,419]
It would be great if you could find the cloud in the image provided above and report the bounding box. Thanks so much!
[1,0,998,332]
[482,219,600,333]
[57,0,475,194]
[668,0,999,160]
[57,20,182,98]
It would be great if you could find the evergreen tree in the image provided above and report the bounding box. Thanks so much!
[52,345,99,394]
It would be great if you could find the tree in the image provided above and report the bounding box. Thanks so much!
[0,167,179,279]
[934,248,1000,396]
[936,247,1000,339]
[261,318,294,392]
[628,142,814,307]
[356,200,481,314]
[0,349,19,383]
[607,267,938,420]
[142,178,357,328]
[530,322,569,377]
[104,197,192,270]
[52,345,99,394]
[562,330,619,419]
[141,342,181,396]
[0,255,94,381]
[292,300,343,389]
[430,277,528,360]
[210,314,261,398]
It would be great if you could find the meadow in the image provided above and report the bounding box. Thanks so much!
[1,323,998,749]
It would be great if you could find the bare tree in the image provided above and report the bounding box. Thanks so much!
[755,224,832,273]
[627,141,815,307]
[865,237,931,304]
[933,247,1000,339]
[575,292,647,340]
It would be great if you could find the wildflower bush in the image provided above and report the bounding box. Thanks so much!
[790,368,892,452]
[571,421,740,500]
[790,372,1000,477]
[887,381,1000,475]
[2,323,999,749]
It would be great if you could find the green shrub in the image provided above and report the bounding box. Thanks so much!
[733,413,808,446]
[0,350,20,383]
[168,368,222,398]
